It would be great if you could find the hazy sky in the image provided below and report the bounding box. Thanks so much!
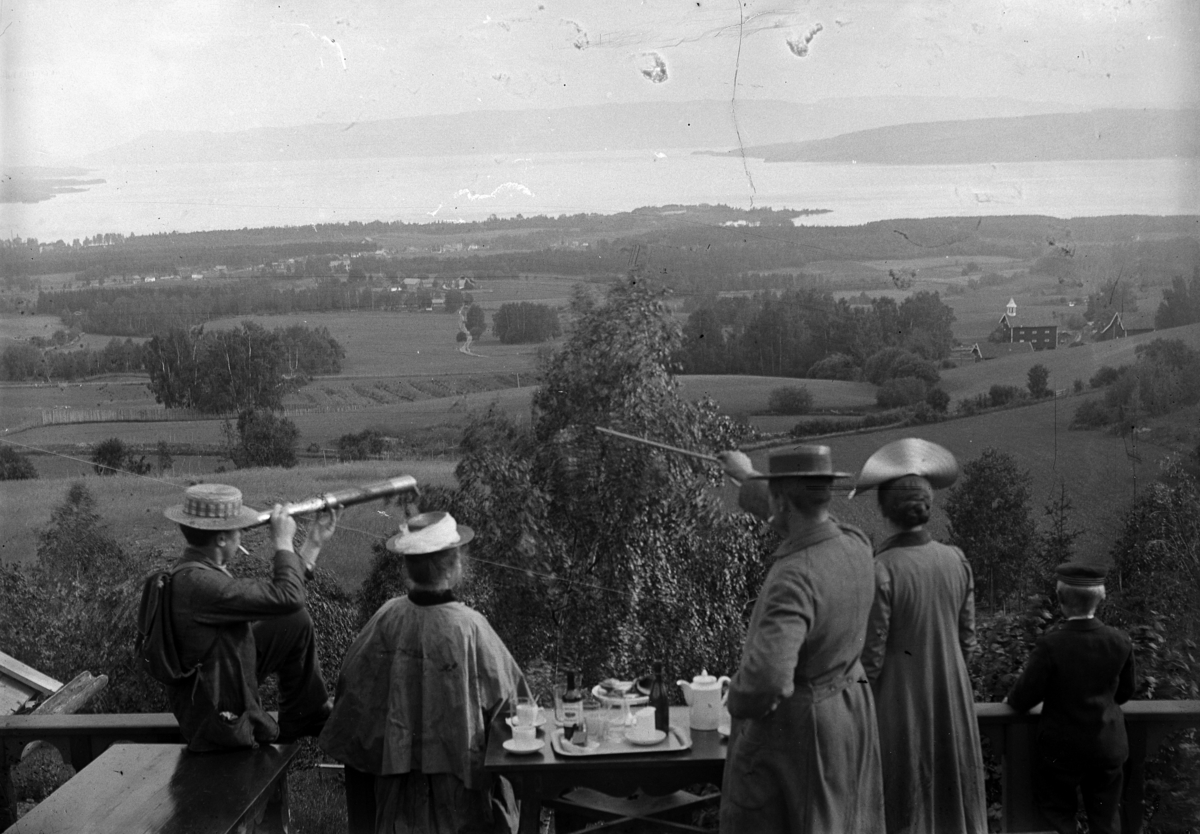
[3,0,1198,164]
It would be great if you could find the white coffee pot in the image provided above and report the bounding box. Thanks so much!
[676,669,730,731]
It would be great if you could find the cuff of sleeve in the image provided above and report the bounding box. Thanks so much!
[273,548,308,578]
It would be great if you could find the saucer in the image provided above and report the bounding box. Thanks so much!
[502,738,545,755]
[626,729,667,746]
[505,711,548,729]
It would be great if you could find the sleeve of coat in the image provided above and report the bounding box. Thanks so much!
[727,563,812,719]
[191,549,307,624]
[862,560,892,686]
[1006,638,1053,713]
[737,479,771,520]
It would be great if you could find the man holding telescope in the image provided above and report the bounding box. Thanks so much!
[161,483,338,752]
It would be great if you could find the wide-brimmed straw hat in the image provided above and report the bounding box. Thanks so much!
[749,445,852,480]
[849,438,959,499]
[164,483,262,530]
[386,511,474,555]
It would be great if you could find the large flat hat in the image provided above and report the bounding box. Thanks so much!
[386,511,474,555]
[164,483,262,530]
[749,445,851,479]
[849,438,959,498]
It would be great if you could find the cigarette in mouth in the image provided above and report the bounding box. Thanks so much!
[238,545,251,556]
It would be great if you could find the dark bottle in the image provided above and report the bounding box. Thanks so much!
[649,662,670,733]
[561,670,584,742]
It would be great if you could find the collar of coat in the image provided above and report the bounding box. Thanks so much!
[876,529,933,554]
[771,518,843,560]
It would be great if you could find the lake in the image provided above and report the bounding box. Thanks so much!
[6,152,1197,241]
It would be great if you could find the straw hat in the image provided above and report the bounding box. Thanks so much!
[849,438,959,499]
[164,483,262,530]
[748,445,852,480]
[386,511,474,555]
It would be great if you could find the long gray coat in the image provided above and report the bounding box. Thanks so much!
[721,497,885,833]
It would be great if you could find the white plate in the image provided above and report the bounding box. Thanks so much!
[625,729,667,746]
[505,710,548,728]
[502,738,545,755]
[591,684,649,706]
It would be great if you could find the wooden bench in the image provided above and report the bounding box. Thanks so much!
[7,741,299,834]
[1,651,110,829]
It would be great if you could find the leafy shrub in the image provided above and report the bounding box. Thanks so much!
[224,409,299,469]
[1073,379,1084,393]
[90,438,151,476]
[864,347,940,386]
[1026,364,1050,398]
[336,429,393,462]
[988,385,1023,408]
[767,385,813,415]
[1090,365,1122,388]
[1069,399,1111,429]
[925,387,950,413]
[876,376,927,408]
[806,353,860,381]
[455,331,468,343]
[0,445,37,480]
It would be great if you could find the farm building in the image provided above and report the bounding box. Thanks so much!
[992,298,1058,351]
[970,341,1035,361]
[1096,311,1155,341]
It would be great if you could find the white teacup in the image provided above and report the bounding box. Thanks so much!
[513,724,537,744]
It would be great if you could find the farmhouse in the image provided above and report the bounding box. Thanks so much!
[993,298,1058,351]
[1097,311,1155,341]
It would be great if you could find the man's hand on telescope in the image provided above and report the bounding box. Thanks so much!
[298,508,339,574]
[270,504,298,553]
[718,450,759,484]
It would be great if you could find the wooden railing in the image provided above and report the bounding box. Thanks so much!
[2,703,1198,833]
[978,700,1200,834]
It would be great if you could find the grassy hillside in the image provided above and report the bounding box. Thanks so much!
[939,323,1200,400]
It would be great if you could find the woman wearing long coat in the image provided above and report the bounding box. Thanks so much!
[854,439,988,834]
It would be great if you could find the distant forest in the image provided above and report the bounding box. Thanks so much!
[7,212,1198,284]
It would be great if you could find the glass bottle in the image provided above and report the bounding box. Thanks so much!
[562,670,584,743]
[649,661,669,733]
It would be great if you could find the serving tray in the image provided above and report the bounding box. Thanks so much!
[549,725,691,757]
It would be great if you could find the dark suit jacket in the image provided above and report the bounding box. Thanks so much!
[168,546,307,751]
[1006,618,1136,764]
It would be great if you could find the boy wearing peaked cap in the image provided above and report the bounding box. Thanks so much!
[1006,563,1136,834]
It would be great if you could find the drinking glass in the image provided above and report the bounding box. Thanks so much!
[512,695,538,743]
[582,698,605,744]
[552,684,567,724]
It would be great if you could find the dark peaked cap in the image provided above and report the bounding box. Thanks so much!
[849,437,959,499]
[1055,562,1108,587]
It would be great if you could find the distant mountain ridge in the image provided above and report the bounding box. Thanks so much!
[80,96,1084,166]
[719,108,1199,164]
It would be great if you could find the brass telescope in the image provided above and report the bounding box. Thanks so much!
[247,475,419,527]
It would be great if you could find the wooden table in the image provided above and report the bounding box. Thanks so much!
[484,705,726,834]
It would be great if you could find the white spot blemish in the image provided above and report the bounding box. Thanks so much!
[453,182,534,201]
[786,22,823,58]
[638,52,668,83]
